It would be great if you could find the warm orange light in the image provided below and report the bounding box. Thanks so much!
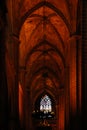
[19,83,23,125]
[59,95,64,130]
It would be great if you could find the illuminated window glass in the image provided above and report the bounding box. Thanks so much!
[40,95,52,113]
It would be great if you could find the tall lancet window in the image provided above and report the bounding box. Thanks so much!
[40,95,52,113]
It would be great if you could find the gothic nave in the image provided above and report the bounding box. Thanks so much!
[0,0,86,130]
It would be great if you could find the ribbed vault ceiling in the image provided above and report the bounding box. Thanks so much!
[19,0,78,98]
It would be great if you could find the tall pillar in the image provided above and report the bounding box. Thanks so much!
[69,37,77,130]
[8,35,20,130]
[19,67,26,129]
[0,25,8,130]
[69,35,82,130]
[59,93,64,130]
[25,89,33,130]
[0,2,8,130]
[65,66,70,130]
[56,103,59,130]
[82,1,87,129]
[76,36,82,130]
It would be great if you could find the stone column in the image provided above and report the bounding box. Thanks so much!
[76,36,82,130]
[55,98,59,130]
[0,24,8,130]
[82,1,87,129]
[25,89,33,130]
[8,35,20,130]
[19,67,26,129]
[66,35,82,130]
[69,35,82,130]
[0,2,8,130]
[59,93,64,130]
[69,36,77,130]
[64,66,70,130]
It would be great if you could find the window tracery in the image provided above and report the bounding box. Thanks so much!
[40,95,52,113]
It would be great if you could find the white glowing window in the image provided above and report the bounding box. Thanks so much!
[40,95,52,113]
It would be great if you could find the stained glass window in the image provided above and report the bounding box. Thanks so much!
[40,95,52,113]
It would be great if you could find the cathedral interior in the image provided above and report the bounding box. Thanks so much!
[0,0,87,130]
